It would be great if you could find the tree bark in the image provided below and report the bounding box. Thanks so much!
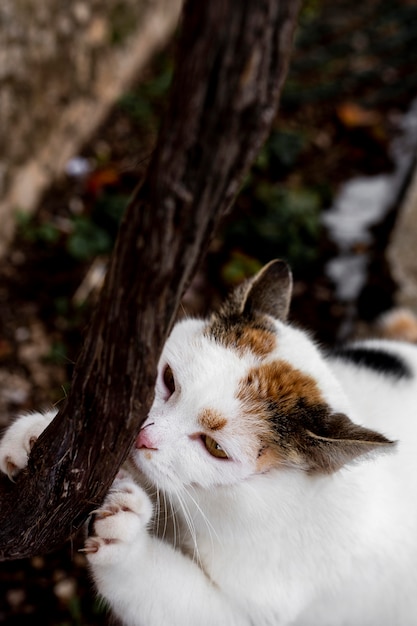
[0,0,300,560]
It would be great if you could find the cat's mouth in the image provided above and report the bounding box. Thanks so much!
[131,448,185,494]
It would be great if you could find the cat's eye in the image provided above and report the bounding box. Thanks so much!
[201,434,229,459]
[162,364,176,397]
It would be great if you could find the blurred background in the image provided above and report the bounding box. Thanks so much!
[1,0,417,623]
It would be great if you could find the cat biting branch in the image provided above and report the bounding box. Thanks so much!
[2,259,417,626]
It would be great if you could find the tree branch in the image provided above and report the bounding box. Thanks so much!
[0,0,300,560]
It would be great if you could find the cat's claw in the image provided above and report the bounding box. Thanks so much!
[0,436,37,482]
[90,507,117,519]
[81,537,119,554]
[84,476,153,564]
[2,457,18,482]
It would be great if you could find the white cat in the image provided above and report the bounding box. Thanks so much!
[1,259,417,626]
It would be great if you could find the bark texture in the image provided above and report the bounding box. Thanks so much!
[0,0,182,258]
[0,0,300,560]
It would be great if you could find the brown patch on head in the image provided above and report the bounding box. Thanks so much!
[240,360,324,415]
[205,260,293,357]
[203,260,293,358]
[220,324,276,357]
[237,360,394,475]
[237,360,324,471]
[205,318,276,358]
[198,408,227,432]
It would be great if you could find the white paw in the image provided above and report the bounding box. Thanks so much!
[0,410,56,479]
[83,475,153,564]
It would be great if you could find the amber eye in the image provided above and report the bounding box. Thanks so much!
[201,434,229,459]
[163,364,175,397]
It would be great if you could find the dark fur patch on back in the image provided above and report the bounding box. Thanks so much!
[330,345,412,380]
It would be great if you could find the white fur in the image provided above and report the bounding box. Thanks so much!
[2,320,417,625]
[0,410,56,478]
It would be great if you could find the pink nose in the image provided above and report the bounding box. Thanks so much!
[135,426,158,450]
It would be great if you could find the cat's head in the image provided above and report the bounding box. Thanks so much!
[131,260,394,492]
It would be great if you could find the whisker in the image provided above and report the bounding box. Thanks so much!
[161,488,169,541]
[167,491,178,550]
[186,485,221,550]
[154,485,161,536]
[175,489,201,567]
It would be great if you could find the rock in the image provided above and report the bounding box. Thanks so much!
[387,162,417,312]
[0,0,182,258]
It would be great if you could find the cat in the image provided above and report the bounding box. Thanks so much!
[1,259,417,626]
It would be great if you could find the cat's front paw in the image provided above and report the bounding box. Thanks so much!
[0,411,56,479]
[83,475,153,565]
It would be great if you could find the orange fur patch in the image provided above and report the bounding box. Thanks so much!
[239,360,323,413]
[198,408,227,431]
[237,360,325,471]
[255,446,284,473]
[236,359,392,475]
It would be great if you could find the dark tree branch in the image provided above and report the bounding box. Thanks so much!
[0,0,300,560]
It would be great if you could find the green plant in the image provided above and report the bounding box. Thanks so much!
[16,211,60,244]
[256,129,306,171]
[117,53,173,127]
[223,183,322,274]
[66,217,112,261]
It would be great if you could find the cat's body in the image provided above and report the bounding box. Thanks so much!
[1,260,417,626]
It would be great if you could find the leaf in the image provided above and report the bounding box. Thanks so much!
[85,167,120,196]
[336,102,381,128]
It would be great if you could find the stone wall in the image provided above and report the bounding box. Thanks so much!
[0,0,182,257]
[387,164,417,312]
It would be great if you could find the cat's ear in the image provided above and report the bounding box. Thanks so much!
[301,412,395,474]
[241,259,293,322]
